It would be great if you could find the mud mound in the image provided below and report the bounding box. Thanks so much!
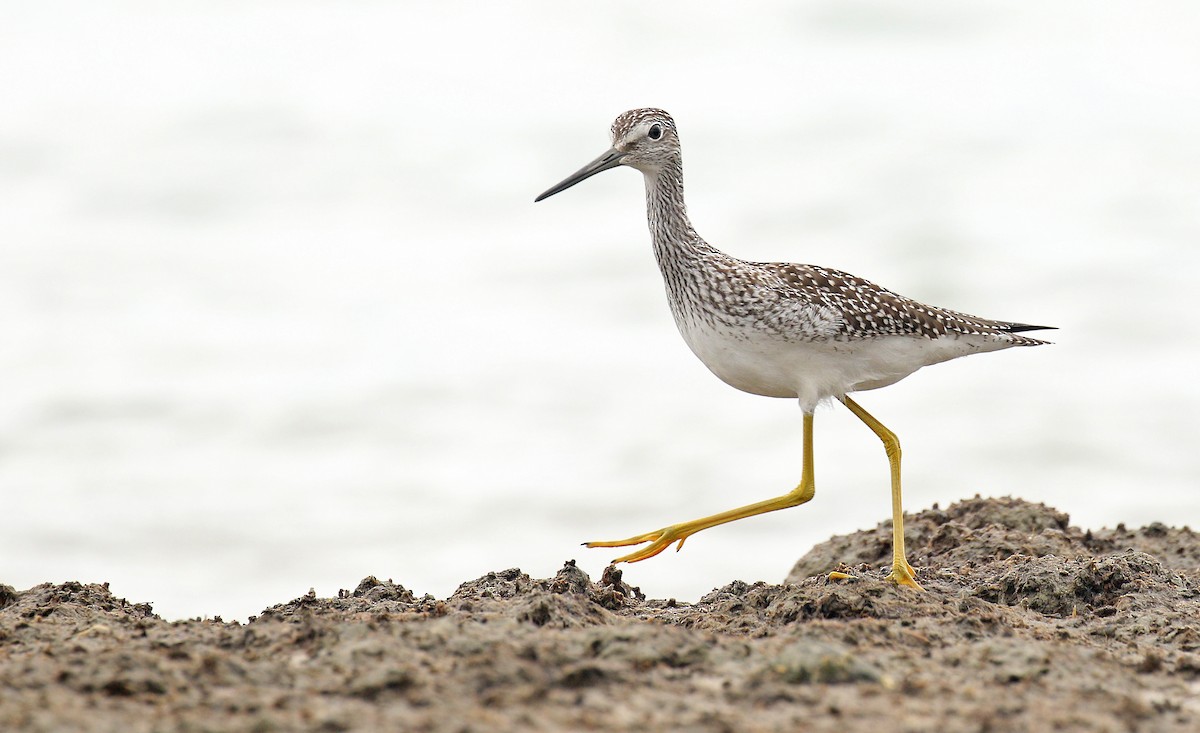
[789,495,1200,580]
[4,497,1200,732]
[1,581,156,623]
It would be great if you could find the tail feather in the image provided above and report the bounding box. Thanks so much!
[1006,323,1056,333]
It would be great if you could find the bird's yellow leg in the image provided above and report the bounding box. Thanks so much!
[840,395,924,590]
[587,413,817,564]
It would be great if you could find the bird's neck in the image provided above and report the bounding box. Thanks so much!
[643,158,705,264]
[642,158,731,325]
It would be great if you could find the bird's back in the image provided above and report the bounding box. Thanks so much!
[657,249,1051,408]
[760,261,1050,346]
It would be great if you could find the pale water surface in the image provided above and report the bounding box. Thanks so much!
[2,2,1199,620]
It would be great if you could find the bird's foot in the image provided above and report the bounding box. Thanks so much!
[885,559,924,591]
[585,524,693,564]
[827,570,856,582]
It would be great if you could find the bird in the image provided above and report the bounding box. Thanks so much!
[534,108,1052,589]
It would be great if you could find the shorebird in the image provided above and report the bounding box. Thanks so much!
[534,108,1051,589]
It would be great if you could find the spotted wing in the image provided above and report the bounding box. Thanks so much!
[762,263,1052,343]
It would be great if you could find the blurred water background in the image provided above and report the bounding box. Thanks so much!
[2,1,1198,620]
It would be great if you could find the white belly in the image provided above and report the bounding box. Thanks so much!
[678,322,1009,411]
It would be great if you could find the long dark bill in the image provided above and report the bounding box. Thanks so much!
[534,148,624,202]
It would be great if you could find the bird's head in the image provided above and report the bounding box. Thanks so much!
[535,108,679,202]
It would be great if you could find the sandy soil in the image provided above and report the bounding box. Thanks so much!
[4,496,1200,732]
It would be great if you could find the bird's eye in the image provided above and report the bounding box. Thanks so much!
[648,124,662,140]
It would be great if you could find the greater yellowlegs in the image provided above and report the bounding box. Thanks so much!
[534,108,1052,589]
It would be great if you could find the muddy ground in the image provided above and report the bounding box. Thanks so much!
[4,496,1200,732]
